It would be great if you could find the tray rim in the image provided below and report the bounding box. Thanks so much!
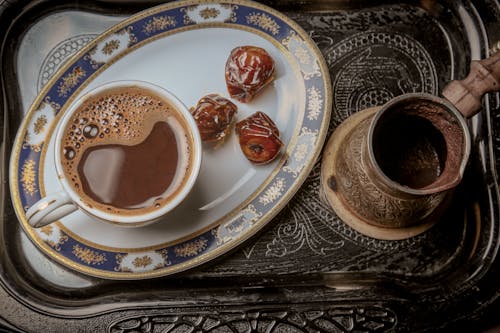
[0,0,499,332]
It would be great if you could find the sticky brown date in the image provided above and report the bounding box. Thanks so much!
[236,111,283,164]
[225,46,275,103]
[190,94,238,142]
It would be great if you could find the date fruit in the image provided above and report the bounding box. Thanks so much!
[190,94,238,142]
[225,46,275,103]
[236,111,283,164]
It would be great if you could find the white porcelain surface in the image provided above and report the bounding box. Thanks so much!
[42,28,303,248]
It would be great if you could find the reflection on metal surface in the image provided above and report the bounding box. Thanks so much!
[17,11,125,113]
[38,34,97,91]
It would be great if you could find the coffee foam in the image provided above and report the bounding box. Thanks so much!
[61,86,192,215]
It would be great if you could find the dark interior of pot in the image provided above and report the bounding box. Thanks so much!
[372,96,467,191]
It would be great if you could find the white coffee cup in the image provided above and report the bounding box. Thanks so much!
[26,80,202,228]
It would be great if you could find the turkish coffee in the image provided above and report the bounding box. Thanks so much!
[60,86,193,215]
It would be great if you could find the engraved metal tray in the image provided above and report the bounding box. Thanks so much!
[0,0,499,332]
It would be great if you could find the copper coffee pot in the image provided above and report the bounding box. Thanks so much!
[321,51,500,240]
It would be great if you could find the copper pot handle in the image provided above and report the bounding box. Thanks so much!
[442,50,500,118]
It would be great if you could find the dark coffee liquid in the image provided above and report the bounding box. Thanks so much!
[78,122,178,209]
[373,114,447,189]
[60,86,192,215]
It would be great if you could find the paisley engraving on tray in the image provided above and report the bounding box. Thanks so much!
[266,203,344,257]
[108,306,396,333]
[324,31,437,124]
[277,160,426,253]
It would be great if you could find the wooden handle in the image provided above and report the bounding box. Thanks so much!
[442,51,500,118]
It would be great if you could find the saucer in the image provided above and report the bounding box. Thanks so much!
[9,0,331,279]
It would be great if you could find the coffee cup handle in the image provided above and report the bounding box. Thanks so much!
[25,192,77,228]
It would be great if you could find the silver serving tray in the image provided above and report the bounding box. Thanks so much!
[0,0,499,331]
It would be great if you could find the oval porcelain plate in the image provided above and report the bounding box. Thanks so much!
[10,0,331,279]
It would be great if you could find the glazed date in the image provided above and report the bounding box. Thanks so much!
[236,111,283,164]
[225,46,275,103]
[190,94,238,142]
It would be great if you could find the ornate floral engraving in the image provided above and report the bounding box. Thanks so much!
[72,245,107,265]
[266,203,344,257]
[21,159,37,196]
[246,12,280,35]
[101,39,120,55]
[57,66,86,97]
[307,86,323,120]
[142,16,177,35]
[325,31,437,123]
[108,306,396,332]
[259,178,286,205]
[284,160,427,252]
[174,238,208,258]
